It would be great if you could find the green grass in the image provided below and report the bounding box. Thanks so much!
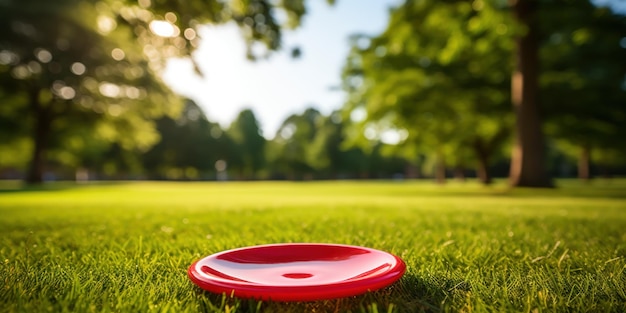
[1,179,625,312]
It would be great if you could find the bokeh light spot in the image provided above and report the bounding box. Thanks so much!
[184,28,196,40]
[71,62,86,75]
[0,50,18,65]
[165,12,177,23]
[35,48,52,63]
[97,15,117,34]
[99,82,121,98]
[111,48,125,61]
[149,20,179,38]
[11,66,30,79]
[27,61,41,74]
[59,86,76,100]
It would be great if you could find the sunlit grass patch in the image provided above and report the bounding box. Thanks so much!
[1,179,625,312]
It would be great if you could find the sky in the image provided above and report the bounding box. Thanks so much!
[162,0,401,139]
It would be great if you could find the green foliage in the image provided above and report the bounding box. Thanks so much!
[0,138,32,170]
[541,3,626,169]
[341,0,626,184]
[0,0,182,182]
[305,111,407,178]
[0,0,320,183]
[227,109,266,179]
[267,107,406,180]
[307,112,344,171]
[270,108,323,178]
[1,180,625,312]
[141,100,231,180]
[342,0,514,183]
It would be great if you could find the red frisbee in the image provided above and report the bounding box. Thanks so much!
[188,243,406,301]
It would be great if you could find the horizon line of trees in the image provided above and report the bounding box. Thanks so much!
[1,100,624,183]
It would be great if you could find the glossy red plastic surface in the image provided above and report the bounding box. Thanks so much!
[188,243,406,301]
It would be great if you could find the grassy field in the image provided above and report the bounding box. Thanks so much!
[1,179,625,312]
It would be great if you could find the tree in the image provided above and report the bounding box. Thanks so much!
[141,99,230,179]
[343,0,623,187]
[342,0,513,185]
[0,0,328,183]
[308,111,371,178]
[0,1,179,183]
[508,0,554,187]
[270,108,322,179]
[307,112,344,177]
[308,110,390,179]
[541,3,626,180]
[227,109,266,179]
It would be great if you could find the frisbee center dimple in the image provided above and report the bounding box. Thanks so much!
[282,273,313,279]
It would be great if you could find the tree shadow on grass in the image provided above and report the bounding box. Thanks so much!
[191,273,457,313]
[194,290,406,313]
[391,272,472,313]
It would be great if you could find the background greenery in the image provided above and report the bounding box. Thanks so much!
[1,180,625,312]
[1,0,625,185]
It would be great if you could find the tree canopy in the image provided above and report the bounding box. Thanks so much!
[341,0,626,186]
[0,0,327,183]
[541,3,626,178]
[342,0,514,184]
[227,108,266,179]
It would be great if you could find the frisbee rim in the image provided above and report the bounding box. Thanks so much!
[187,243,406,301]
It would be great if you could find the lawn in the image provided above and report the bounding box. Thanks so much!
[1,179,625,312]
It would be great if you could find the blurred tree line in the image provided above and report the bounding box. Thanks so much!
[1,0,625,184]
[141,102,409,181]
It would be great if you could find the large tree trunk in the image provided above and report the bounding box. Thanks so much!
[578,144,591,181]
[508,0,553,188]
[26,88,51,184]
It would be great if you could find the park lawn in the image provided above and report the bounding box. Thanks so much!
[0,180,625,313]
